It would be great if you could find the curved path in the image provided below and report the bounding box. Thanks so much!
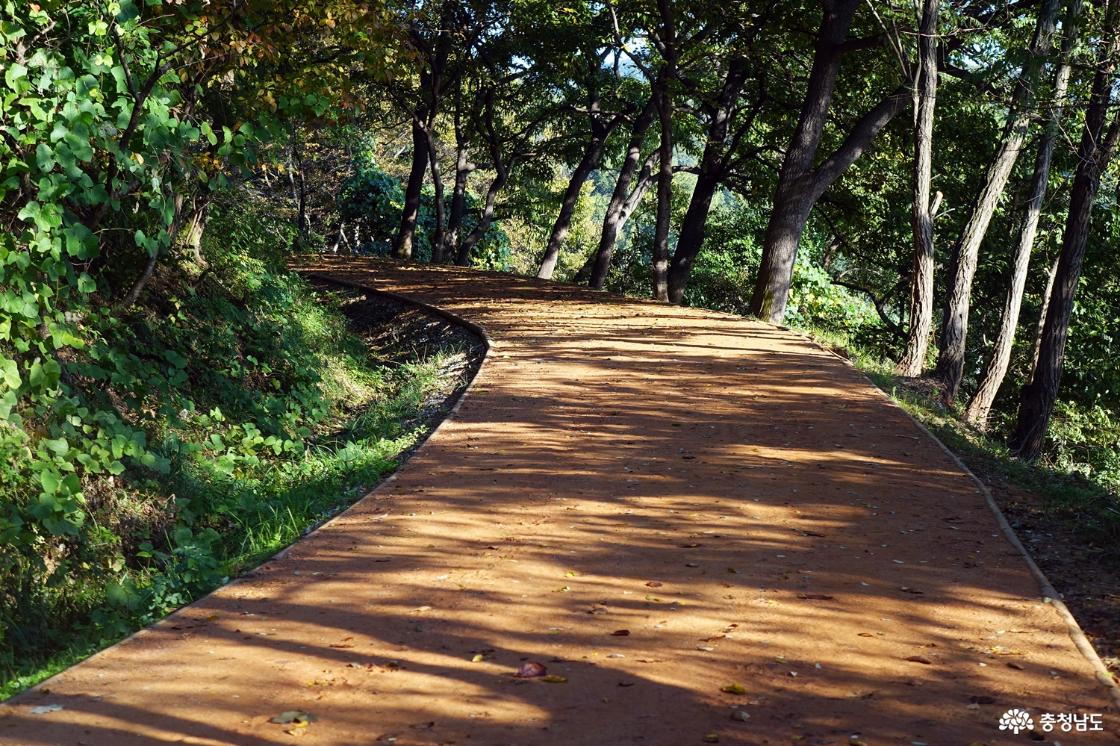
[2,259,1114,744]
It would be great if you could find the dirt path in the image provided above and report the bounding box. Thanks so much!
[3,259,1115,745]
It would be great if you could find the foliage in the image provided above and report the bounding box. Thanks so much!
[1,188,456,695]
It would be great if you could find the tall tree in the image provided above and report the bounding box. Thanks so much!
[1011,0,1120,459]
[748,0,909,323]
[650,0,677,301]
[934,0,1061,400]
[585,97,659,288]
[965,0,1081,426]
[535,7,627,280]
[665,56,754,302]
[895,0,940,377]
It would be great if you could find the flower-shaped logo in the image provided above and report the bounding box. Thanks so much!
[998,708,1035,734]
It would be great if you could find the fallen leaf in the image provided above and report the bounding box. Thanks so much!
[541,675,567,683]
[645,581,663,588]
[703,732,720,743]
[1007,662,1024,670]
[514,661,547,678]
[720,683,747,695]
[611,629,631,637]
[271,711,316,725]
[471,653,485,662]
[905,655,933,665]
[796,593,835,601]
[30,704,63,715]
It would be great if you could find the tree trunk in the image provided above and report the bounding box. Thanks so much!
[965,0,1080,426]
[665,57,750,303]
[935,0,1061,401]
[184,196,208,263]
[896,0,940,377]
[651,74,673,301]
[290,131,308,251]
[1030,251,1060,377]
[1011,1,1119,459]
[587,98,658,289]
[537,130,614,280]
[666,170,722,303]
[393,119,428,260]
[749,0,907,323]
[651,0,676,302]
[426,128,446,263]
[447,131,471,261]
[457,167,507,264]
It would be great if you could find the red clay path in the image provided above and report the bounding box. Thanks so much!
[2,259,1115,745]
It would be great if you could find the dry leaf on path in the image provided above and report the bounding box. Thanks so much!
[513,661,547,678]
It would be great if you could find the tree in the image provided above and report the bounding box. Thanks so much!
[390,2,460,260]
[584,97,659,289]
[1010,0,1120,459]
[534,7,628,280]
[965,0,1081,426]
[934,0,1061,401]
[895,0,940,377]
[748,0,909,323]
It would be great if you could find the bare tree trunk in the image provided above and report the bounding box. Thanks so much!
[331,221,346,254]
[666,171,723,303]
[426,128,446,263]
[1011,0,1120,459]
[896,0,940,377]
[184,196,208,263]
[458,90,510,266]
[291,131,308,251]
[651,0,676,302]
[446,97,473,260]
[666,55,751,303]
[935,0,1061,401]
[587,98,658,289]
[749,0,908,323]
[651,78,673,301]
[965,0,1080,426]
[393,119,428,260]
[1030,251,1060,377]
[537,120,619,280]
[457,167,506,264]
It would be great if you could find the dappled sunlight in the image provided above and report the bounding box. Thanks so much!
[2,260,1113,745]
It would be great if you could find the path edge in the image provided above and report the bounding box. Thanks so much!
[801,329,1120,711]
[6,270,493,704]
[296,271,496,503]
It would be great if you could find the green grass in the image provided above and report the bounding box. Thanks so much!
[1,344,454,701]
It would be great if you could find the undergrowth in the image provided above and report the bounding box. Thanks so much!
[0,195,454,699]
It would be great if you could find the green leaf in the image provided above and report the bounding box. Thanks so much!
[0,357,20,389]
[4,63,27,90]
[39,470,60,494]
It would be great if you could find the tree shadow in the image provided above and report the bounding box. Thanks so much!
[2,258,1114,745]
